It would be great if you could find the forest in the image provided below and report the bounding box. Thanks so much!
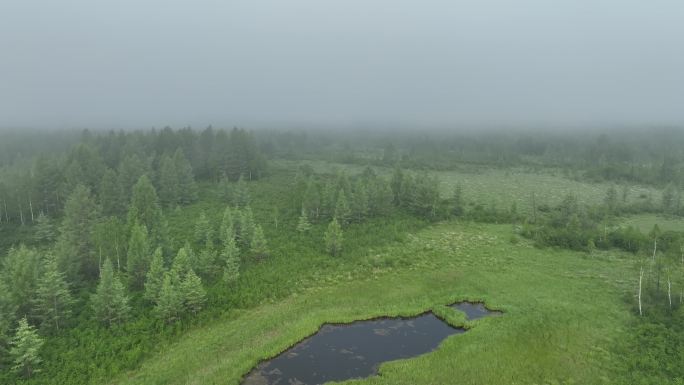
[0,126,682,384]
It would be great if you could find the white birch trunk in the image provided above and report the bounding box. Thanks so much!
[638,266,644,316]
[668,274,672,309]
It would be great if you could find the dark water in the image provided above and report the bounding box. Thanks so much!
[242,313,462,385]
[451,302,502,320]
[242,303,501,385]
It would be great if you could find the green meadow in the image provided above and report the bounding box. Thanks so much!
[114,221,635,385]
[288,159,659,214]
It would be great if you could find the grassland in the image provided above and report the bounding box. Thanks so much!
[620,214,684,233]
[285,159,659,215]
[113,221,635,385]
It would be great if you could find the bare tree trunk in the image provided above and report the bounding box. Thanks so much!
[3,198,8,223]
[115,243,120,272]
[638,266,644,316]
[652,237,657,261]
[29,198,35,223]
[19,203,25,226]
[668,273,672,309]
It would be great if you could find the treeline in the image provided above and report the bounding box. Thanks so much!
[259,128,684,187]
[0,127,267,227]
[0,171,272,379]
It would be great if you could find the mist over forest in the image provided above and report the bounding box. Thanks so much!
[2,1,684,384]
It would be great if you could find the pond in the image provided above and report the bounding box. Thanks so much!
[242,302,500,385]
[451,301,503,320]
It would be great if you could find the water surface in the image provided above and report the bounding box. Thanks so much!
[242,302,502,385]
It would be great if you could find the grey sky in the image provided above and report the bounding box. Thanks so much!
[1,0,683,130]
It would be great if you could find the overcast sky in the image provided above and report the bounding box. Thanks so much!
[1,0,683,130]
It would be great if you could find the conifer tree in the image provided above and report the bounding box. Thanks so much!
[303,179,321,220]
[334,190,351,226]
[219,206,235,245]
[0,280,17,358]
[3,245,42,316]
[92,259,130,327]
[171,246,193,278]
[118,154,149,202]
[351,183,369,222]
[237,207,256,249]
[33,212,55,243]
[180,269,206,315]
[196,237,217,279]
[221,235,240,283]
[324,218,343,257]
[56,184,101,282]
[296,206,312,233]
[174,148,198,204]
[218,174,233,202]
[127,175,169,252]
[158,155,179,208]
[250,225,269,259]
[232,175,250,208]
[99,168,124,216]
[126,222,150,289]
[10,317,43,378]
[144,247,165,303]
[33,255,74,332]
[194,211,214,247]
[154,271,182,323]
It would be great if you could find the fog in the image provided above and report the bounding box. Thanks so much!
[1,0,683,130]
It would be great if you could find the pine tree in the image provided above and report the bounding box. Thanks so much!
[219,206,235,245]
[144,247,165,303]
[324,218,343,257]
[180,269,206,315]
[3,245,42,316]
[0,280,17,358]
[174,148,198,204]
[126,222,150,289]
[33,255,74,332]
[194,211,214,247]
[118,154,149,203]
[158,154,179,208]
[10,317,43,378]
[220,235,240,283]
[334,190,351,226]
[196,237,217,279]
[171,246,193,278]
[296,207,312,233]
[33,212,55,243]
[127,175,169,253]
[250,225,269,259]
[92,259,130,327]
[351,182,369,222]
[232,175,250,208]
[303,179,321,221]
[100,168,124,216]
[56,184,101,282]
[218,174,233,202]
[154,271,182,323]
[236,207,256,249]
